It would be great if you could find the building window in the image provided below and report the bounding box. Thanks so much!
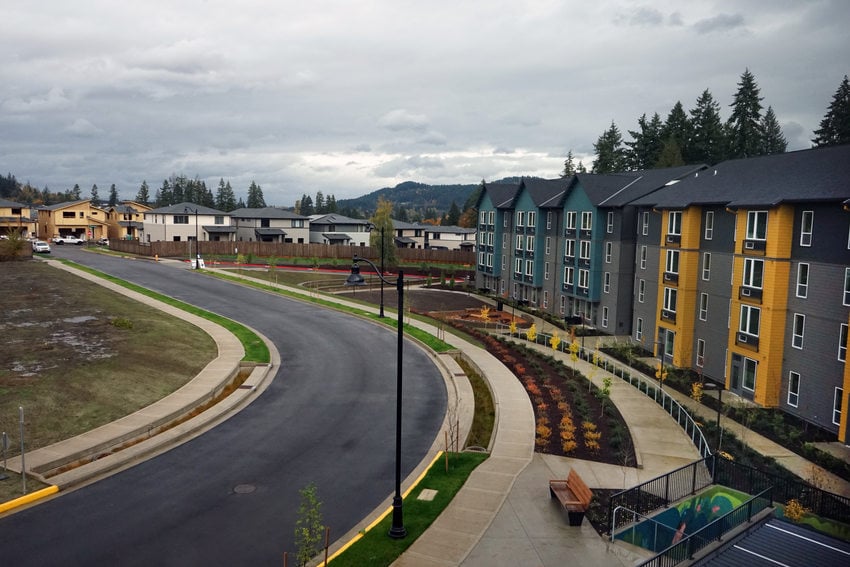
[546,212,552,229]
[479,232,487,245]
[478,252,485,266]
[63,211,75,219]
[543,291,549,308]
[743,358,757,391]
[743,258,764,289]
[603,272,611,293]
[564,266,574,285]
[526,235,534,251]
[746,210,768,240]
[665,249,679,274]
[544,262,550,280]
[502,256,506,269]
[516,211,524,227]
[796,263,809,298]
[740,304,761,337]
[605,241,612,263]
[840,324,848,362]
[173,215,189,224]
[486,253,493,267]
[488,211,495,224]
[668,211,682,236]
[559,295,566,314]
[606,211,614,233]
[487,232,494,246]
[545,236,551,254]
[640,245,647,269]
[663,287,677,313]
[602,306,609,327]
[214,215,224,225]
[578,269,589,289]
[787,372,800,407]
[844,267,850,306]
[565,239,575,257]
[638,279,646,303]
[635,318,643,340]
[641,211,649,235]
[525,259,533,276]
[480,211,486,224]
[579,240,591,260]
[833,387,844,425]
[696,339,705,367]
[504,213,509,228]
[514,258,522,275]
[566,211,576,230]
[705,211,714,240]
[702,252,711,281]
[581,211,593,231]
[527,211,536,227]
[515,234,523,251]
[792,313,805,349]
[800,210,813,246]
[699,293,708,321]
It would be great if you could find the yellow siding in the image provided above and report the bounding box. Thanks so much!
[841,312,850,443]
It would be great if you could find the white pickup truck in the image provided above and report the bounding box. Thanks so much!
[53,235,85,245]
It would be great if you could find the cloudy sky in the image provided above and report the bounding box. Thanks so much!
[2,1,848,206]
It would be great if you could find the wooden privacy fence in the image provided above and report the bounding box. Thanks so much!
[110,240,475,265]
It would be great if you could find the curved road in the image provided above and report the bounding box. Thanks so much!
[0,248,447,566]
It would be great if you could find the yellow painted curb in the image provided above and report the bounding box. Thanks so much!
[0,485,59,515]
[326,451,444,563]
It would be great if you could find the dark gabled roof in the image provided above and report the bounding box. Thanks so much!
[521,177,570,208]
[0,198,27,208]
[631,145,850,209]
[230,207,308,220]
[42,199,91,210]
[255,228,287,236]
[146,202,228,215]
[575,165,707,208]
[203,225,236,233]
[309,213,368,225]
[322,232,351,242]
[480,182,521,209]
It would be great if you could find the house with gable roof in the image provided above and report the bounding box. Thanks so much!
[230,207,310,243]
[308,213,371,246]
[37,199,109,241]
[0,198,36,238]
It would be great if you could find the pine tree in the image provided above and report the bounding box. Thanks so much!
[135,181,150,205]
[561,150,577,177]
[592,121,628,173]
[760,106,787,155]
[326,195,338,213]
[370,197,398,268]
[158,179,173,206]
[661,102,691,161]
[108,184,119,207]
[727,69,764,158]
[576,160,587,173]
[812,75,850,147]
[688,89,727,164]
[300,195,314,216]
[90,184,99,205]
[626,113,664,170]
[445,201,461,226]
[315,191,325,214]
[655,137,685,168]
[71,183,81,200]
[215,179,237,211]
[246,181,266,208]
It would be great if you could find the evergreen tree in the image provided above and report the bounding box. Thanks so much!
[326,194,338,213]
[727,68,764,159]
[688,89,727,164]
[370,197,398,268]
[315,191,325,214]
[760,106,787,155]
[576,160,587,173]
[655,137,685,168]
[561,150,577,177]
[246,181,266,208]
[661,101,691,161]
[90,184,99,205]
[626,113,664,170]
[108,184,118,207]
[236,197,246,209]
[158,179,173,206]
[215,179,237,211]
[445,201,461,226]
[135,181,150,205]
[812,75,850,147]
[393,204,409,222]
[72,183,81,200]
[300,195,314,216]
[592,121,628,173]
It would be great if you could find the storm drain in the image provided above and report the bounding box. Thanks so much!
[233,484,256,494]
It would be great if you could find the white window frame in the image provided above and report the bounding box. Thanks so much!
[501,256,506,269]
[486,253,493,267]
[739,304,761,337]
[514,258,522,275]
[566,211,576,230]
[515,234,523,251]
[833,387,844,426]
[640,245,647,270]
[635,317,643,341]
[559,295,566,314]
[800,210,813,247]
[487,211,495,225]
[516,211,524,227]
[699,293,708,321]
[525,259,533,276]
[526,235,534,252]
[544,262,550,280]
[665,249,679,274]
[603,272,611,293]
[605,241,612,263]
[796,263,809,298]
[787,371,800,408]
[704,211,714,240]
[545,236,551,254]
[479,211,486,224]
[844,267,850,306]
[641,211,649,235]
[527,211,536,227]
[581,211,593,231]
[638,279,646,303]
[578,269,589,289]
[792,313,805,349]
[663,287,677,313]
[668,211,682,236]
[702,252,711,281]
[504,213,509,228]
[746,210,768,240]
[565,239,575,258]
[606,211,614,233]
[487,232,493,246]
[840,324,848,362]
[696,339,705,367]
[579,240,591,260]
[543,290,549,308]
[546,211,552,229]
[564,266,574,285]
[743,357,757,392]
[602,306,609,327]
[743,258,764,289]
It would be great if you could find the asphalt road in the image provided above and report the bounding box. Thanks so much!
[0,248,447,566]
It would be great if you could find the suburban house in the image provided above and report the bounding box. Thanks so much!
[392,220,477,250]
[142,202,234,243]
[308,213,371,246]
[105,201,150,241]
[0,198,36,238]
[475,145,850,443]
[230,207,310,243]
[37,199,109,241]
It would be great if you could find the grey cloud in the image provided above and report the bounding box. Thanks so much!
[378,109,429,132]
[64,118,102,136]
[693,13,746,34]
[373,155,445,178]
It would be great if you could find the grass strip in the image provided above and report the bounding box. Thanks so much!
[59,260,269,363]
[329,451,488,566]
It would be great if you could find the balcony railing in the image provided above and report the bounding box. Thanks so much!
[663,272,679,284]
[738,286,762,301]
[742,239,766,252]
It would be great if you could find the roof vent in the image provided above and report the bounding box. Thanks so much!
[695,172,699,177]
[714,169,717,176]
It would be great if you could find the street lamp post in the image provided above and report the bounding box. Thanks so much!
[346,255,406,538]
[366,223,386,318]
[184,207,200,269]
[702,381,724,452]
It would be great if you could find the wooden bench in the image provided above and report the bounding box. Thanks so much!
[549,469,593,526]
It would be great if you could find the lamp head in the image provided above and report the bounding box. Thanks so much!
[345,262,366,286]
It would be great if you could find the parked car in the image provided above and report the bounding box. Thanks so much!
[32,240,51,253]
[53,235,85,245]
[96,237,109,246]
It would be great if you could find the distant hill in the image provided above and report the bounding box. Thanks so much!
[337,177,531,219]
